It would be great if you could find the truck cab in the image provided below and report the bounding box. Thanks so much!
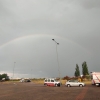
[44,78,60,87]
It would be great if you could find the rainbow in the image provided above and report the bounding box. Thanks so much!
[0,34,91,55]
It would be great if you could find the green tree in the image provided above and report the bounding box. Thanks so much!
[0,74,2,80]
[82,61,89,75]
[74,64,80,77]
[0,73,10,81]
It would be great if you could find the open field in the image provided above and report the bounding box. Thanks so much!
[5,79,92,85]
[0,81,100,100]
[8,79,92,85]
[31,79,92,85]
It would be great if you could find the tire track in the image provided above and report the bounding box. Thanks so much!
[75,87,88,100]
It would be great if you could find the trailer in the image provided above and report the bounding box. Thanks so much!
[90,72,100,86]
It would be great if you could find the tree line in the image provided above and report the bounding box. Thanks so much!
[0,73,9,81]
[0,61,89,81]
[63,61,90,80]
[74,61,89,77]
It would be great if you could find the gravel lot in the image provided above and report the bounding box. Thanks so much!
[0,82,100,100]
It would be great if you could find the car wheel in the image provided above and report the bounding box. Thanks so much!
[45,84,48,86]
[67,84,70,87]
[55,84,58,87]
[79,84,83,87]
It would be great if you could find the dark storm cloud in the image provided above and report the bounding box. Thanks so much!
[0,0,100,78]
[79,0,100,9]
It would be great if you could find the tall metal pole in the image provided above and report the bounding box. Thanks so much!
[52,39,61,83]
[13,62,16,81]
[31,68,32,80]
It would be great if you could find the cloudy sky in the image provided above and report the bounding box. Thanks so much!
[0,0,100,79]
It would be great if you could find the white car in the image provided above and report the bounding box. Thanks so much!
[65,80,85,87]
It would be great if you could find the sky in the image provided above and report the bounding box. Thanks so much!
[0,0,100,79]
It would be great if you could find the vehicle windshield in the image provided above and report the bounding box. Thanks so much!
[55,79,58,82]
[69,80,78,82]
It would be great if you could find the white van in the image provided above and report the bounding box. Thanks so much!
[44,78,60,87]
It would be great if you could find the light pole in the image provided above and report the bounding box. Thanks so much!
[13,62,16,81]
[52,39,61,83]
[31,68,32,80]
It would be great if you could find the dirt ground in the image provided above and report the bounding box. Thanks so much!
[0,82,100,100]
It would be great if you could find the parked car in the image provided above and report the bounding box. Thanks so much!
[44,78,61,87]
[20,78,31,82]
[20,78,25,82]
[25,79,31,82]
[65,80,85,87]
[0,78,5,82]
